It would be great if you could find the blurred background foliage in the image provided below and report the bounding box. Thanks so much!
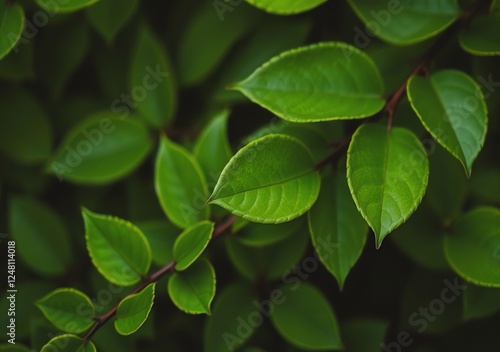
[0,0,499,351]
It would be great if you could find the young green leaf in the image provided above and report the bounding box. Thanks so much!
[130,25,177,127]
[348,0,459,45]
[407,70,488,176]
[0,2,24,60]
[0,87,52,164]
[168,259,216,315]
[41,334,96,352]
[173,221,214,271]
[245,0,326,14]
[86,0,138,43]
[155,135,210,228]
[203,282,259,352]
[233,42,385,122]
[115,283,156,335]
[193,110,232,180]
[208,134,320,223]
[347,124,429,247]
[83,208,152,286]
[271,283,342,350]
[9,196,73,277]
[48,113,152,184]
[459,15,500,56]
[444,207,500,287]
[37,288,94,334]
[35,0,99,13]
[308,164,368,289]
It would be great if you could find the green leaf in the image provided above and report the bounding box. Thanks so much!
[173,221,214,271]
[463,284,500,321]
[129,25,177,127]
[245,0,325,14]
[233,42,385,122]
[347,124,429,247]
[155,135,210,228]
[83,208,152,286]
[86,0,138,42]
[168,259,216,315]
[237,217,303,247]
[9,196,72,277]
[226,226,309,281]
[178,4,260,85]
[271,283,342,350]
[341,318,389,352]
[37,288,94,334]
[41,334,96,352]
[407,70,488,176]
[444,207,500,287]
[308,164,368,289]
[459,14,500,56]
[37,18,90,98]
[208,134,320,223]
[115,283,156,335]
[137,220,179,266]
[193,110,232,181]
[203,282,258,352]
[35,0,99,13]
[47,112,152,184]
[0,2,24,60]
[0,87,52,164]
[348,0,459,45]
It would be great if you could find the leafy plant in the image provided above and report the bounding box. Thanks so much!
[1,0,499,351]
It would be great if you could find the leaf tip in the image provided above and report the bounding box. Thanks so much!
[226,82,239,91]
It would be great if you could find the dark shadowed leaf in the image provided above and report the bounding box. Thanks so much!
[309,164,368,289]
[271,283,342,350]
